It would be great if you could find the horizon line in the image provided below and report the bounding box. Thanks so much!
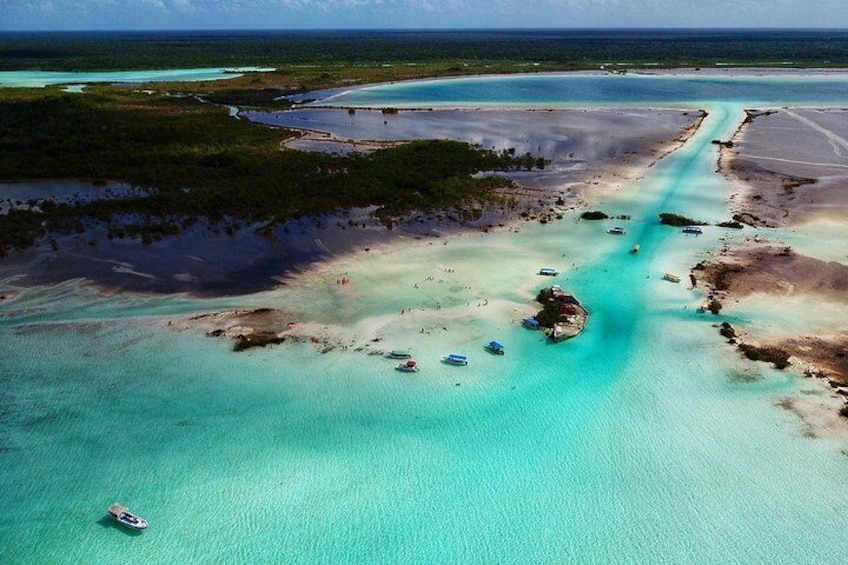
[3,26,848,34]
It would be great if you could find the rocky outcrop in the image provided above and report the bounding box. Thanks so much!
[233,331,286,352]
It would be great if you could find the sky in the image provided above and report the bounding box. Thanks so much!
[2,0,848,31]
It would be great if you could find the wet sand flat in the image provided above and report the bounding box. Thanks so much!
[722,108,848,227]
[1,108,701,296]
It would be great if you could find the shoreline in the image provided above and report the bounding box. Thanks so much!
[1,106,703,297]
[302,67,848,106]
[2,73,846,422]
[694,246,848,383]
[708,108,848,387]
[704,105,848,416]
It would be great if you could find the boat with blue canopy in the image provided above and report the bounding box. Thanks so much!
[444,353,468,366]
[486,341,505,355]
[522,317,541,330]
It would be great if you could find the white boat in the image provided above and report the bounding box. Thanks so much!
[682,226,703,235]
[395,360,419,373]
[663,272,682,283]
[108,504,148,531]
[538,267,558,276]
[607,226,626,235]
[549,325,567,342]
[444,353,468,366]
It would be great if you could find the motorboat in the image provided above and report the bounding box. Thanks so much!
[607,226,626,235]
[663,272,682,283]
[538,267,558,276]
[682,226,703,235]
[108,504,148,531]
[386,349,411,359]
[631,244,640,254]
[522,317,541,330]
[486,341,505,355]
[444,353,468,366]
[395,360,419,372]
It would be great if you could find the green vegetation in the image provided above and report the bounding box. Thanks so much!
[3,30,848,73]
[659,213,708,227]
[0,89,539,256]
[738,343,791,370]
[840,404,848,419]
[233,332,286,352]
[533,287,582,328]
[708,299,723,315]
[580,210,609,220]
[716,221,744,229]
[202,89,294,109]
[534,288,562,328]
[4,29,844,256]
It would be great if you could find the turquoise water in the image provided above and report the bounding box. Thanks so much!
[2,75,848,563]
[323,72,848,108]
[0,67,275,88]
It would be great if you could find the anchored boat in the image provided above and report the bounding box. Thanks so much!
[395,360,419,373]
[444,353,468,366]
[607,226,627,235]
[386,349,411,359]
[108,504,148,531]
[486,341,505,355]
[663,272,682,283]
[522,317,541,330]
[538,267,559,276]
[682,226,703,235]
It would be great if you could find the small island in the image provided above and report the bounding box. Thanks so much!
[530,286,589,342]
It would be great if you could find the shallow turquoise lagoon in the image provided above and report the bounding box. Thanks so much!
[322,72,848,108]
[0,67,274,88]
[2,75,848,564]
